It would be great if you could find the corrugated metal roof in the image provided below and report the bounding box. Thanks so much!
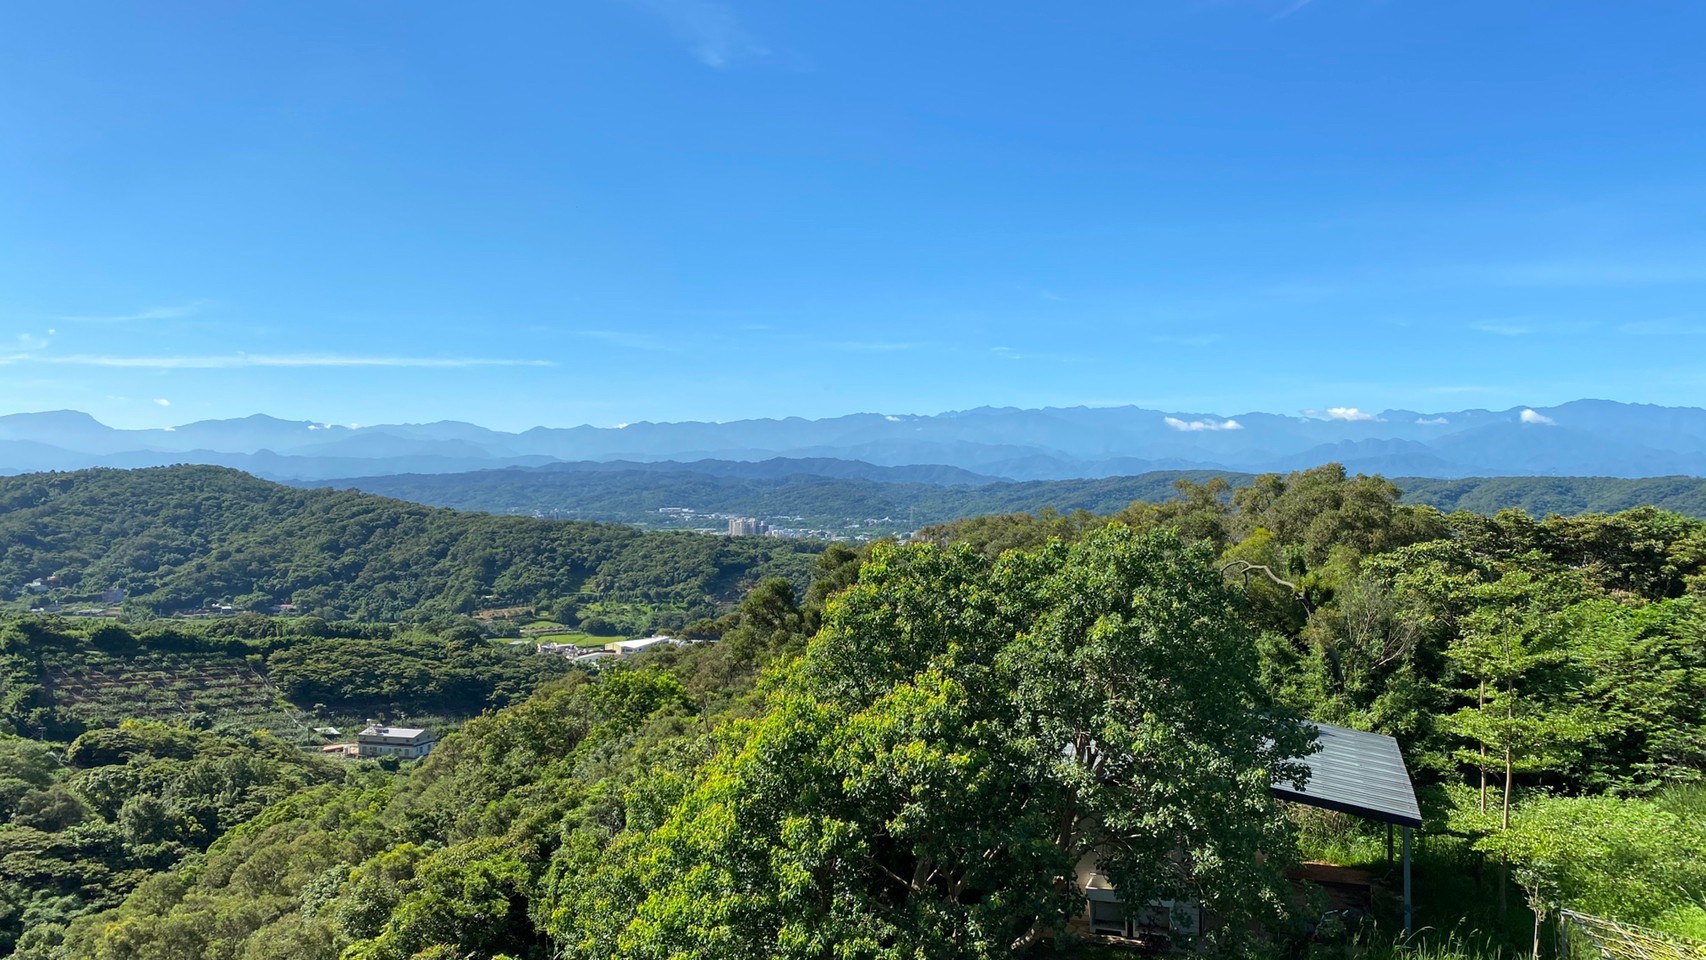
[1272,721,1422,827]
[358,725,432,741]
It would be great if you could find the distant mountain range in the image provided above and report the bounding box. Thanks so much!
[4,400,1706,481]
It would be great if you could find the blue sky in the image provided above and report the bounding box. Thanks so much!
[3,1,1704,431]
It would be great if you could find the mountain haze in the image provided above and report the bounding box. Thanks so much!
[3,400,1704,481]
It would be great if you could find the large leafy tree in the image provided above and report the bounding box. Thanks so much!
[555,526,1313,958]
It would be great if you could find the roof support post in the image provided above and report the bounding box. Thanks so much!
[1402,826,1413,937]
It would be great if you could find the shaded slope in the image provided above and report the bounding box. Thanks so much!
[0,466,821,621]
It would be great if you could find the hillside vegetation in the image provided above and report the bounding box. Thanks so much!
[12,464,1702,960]
[328,466,1706,534]
[1398,474,1706,517]
[0,466,822,622]
[1,617,576,745]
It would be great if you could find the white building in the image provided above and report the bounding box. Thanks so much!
[356,725,436,759]
[728,517,767,536]
[605,635,682,657]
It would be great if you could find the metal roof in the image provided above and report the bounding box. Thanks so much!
[1272,721,1423,827]
[358,725,432,741]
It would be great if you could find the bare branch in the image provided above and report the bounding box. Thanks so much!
[1221,559,1315,613]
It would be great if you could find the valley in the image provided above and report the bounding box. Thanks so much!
[2,461,1702,959]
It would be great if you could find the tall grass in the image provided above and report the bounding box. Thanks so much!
[1291,806,1532,960]
[1653,782,1706,821]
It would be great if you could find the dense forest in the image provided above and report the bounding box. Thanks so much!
[330,466,1706,532]
[323,467,1234,529]
[1400,474,1706,517]
[2,463,1703,960]
[0,466,822,622]
[0,613,601,951]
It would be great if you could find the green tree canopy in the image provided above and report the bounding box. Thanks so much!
[553,527,1314,958]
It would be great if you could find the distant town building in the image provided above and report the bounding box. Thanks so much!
[356,724,436,759]
[606,635,683,657]
[728,517,768,536]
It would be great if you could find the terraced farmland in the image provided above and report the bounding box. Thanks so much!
[43,650,310,741]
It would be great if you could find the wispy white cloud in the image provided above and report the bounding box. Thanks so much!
[1164,416,1243,432]
[623,0,768,68]
[1616,318,1705,336]
[831,340,916,353]
[576,329,678,352]
[1520,408,1556,425]
[1264,254,1706,303]
[1304,406,1382,422]
[1416,416,1450,425]
[153,398,171,407]
[1449,257,1706,289]
[1328,406,1380,421]
[56,301,210,324]
[0,353,554,369]
[1151,333,1223,347]
[1471,318,1535,337]
[978,346,1092,365]
[1259,278,1359,301]
[15,333,49,351]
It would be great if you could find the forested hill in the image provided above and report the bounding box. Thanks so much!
[323,465,1706,531]
[326,467,1239,529]
[0,466,821,621]
[26,466,1706,960]
[1397,474,1706,516]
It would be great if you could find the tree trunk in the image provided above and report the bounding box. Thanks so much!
[1500,860,1509,917]
[1478,682,1488,814]
[1532,904,1543,960]
[1503,741,1513,830]
[1502,677,1515,830]
[1501,723,1513,917]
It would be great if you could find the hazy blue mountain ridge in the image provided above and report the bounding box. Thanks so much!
[3,400,1704,480]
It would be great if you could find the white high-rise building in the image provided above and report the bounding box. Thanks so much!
[728,517,766,536]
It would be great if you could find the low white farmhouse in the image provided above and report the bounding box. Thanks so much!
[356,725,436,759]
[605,635,683,657]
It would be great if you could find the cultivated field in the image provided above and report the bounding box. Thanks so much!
[43,649,316,743]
